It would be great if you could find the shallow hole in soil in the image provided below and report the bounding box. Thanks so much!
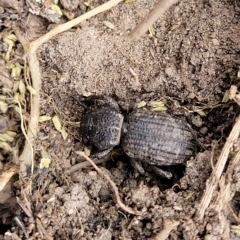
[103,152,186,190]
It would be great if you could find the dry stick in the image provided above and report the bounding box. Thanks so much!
[14,0,124,174]
[76,151,137,215]
[197,116,240,220]
[219,150,240,223]
[130,0,180,40]
[14,217,29,238]
[67,148,123,174]
[29,0,124,53]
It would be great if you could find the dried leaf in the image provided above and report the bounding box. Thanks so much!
[11,63,22,78]
[149,26,155,37]
[151,106,167,112]
[18,94,25,102]
[66,121,80,127]
[18,80,26,95]
[148,100,165,108]
[222,89,229,103]
[3,34,17,62]
[231,225,240,237]
[6,131,17,138]
[84,146,91,157]
[0,63,13,89]
[137,101,147,108]
[2,88,12,94]
[0,141,12,152]
[52,115,62,132]
[51,3,62,15]
[229,85,238,100]
[0,101,8,113]
[13,106,20,114]
[194,109,206,116]
[13,81,19,93]
[27,85,37,95]
[61,127,68,140]
[5,34,17,42]
[13,93,20,101]
[0,133,14,142]
[40,158,51,169]
[40,149,51,169]
[39,115,52,122]
[103,21,115,29]
[6,62,15,69]
[0,166,18,192]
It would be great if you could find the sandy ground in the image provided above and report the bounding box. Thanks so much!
[0,0,240,239]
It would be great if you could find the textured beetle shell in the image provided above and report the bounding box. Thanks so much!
[80,106,124,150]
[121,109,194,166]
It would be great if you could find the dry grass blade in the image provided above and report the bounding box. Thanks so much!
[16,196,33,218]
[14,0,124,175]
[76,151,137,215]
[130,0,180,40]
[36,218,54,240]
[197,115,240,220]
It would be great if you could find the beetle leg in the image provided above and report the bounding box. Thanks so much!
[91,148,113,160]
[130,159,146,175]
[151,166,172,179]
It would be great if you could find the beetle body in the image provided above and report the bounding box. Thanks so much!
[121,109,194,166]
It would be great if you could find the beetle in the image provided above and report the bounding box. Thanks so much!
[79,96,194,179]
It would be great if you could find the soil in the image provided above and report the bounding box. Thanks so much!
[0,0,240,239]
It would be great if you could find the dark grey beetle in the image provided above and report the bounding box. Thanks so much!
[80,96,124,157]
[80,96,194,179]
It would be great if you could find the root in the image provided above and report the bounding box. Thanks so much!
[76,151,137,215]
[13,0,124,175]
[66,157,112,175]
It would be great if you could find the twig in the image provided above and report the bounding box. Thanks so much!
[130,0,180,40]
[66,157,112,174]
[14,0,124,174]
[197,115,240,220]
[14,217,29,238]
[76,151,137,215]
[36,218,53,240]
[16,99,34,174]
[29,0,124,52]
[66,149,122,174]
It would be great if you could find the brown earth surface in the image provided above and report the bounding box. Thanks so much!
[0,0,240,239]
